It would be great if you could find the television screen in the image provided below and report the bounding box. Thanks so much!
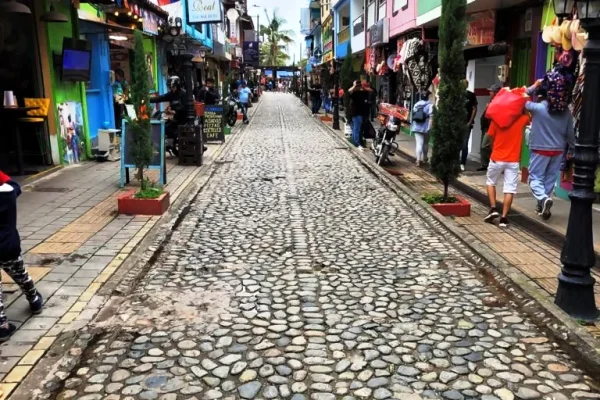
[61,38,91,82]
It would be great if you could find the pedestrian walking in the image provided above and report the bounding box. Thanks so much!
[0,171,43,341]
[526,78,575,220]
[308,82,322,116]
[461,80,478,171]
[348,80,371,150]
[484,113,531,227]
[411,91,434,166]
[477,84,501,171]
[238,81,252,124]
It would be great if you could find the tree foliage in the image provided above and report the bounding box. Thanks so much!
[429,0,467,200]
[129,30,154,190]
[260,9,295,66]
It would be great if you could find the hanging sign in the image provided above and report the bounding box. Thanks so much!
[243,41,260,67]
[466,10,495,47]
[187,0,223,24]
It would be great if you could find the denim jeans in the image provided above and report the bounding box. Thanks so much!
[529,151,563,201]
[240,102,248,122]
[414,132,429,162]
[311,97,320,114]
[352,115,364,147]
[461,125,472,165]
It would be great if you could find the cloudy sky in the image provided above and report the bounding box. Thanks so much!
[247,0,303,65]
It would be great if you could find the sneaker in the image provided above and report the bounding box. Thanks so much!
[542,198,553,220]
[357,146,365,151]
[499,217,509,227]
[484,208,500,223]
[0,323,17,342]
[415,161,421,167]
[30,293,43,315]
[460,164,465,171]
[535,201,542,215]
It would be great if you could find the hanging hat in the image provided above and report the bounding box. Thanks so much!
[542,25,554,43]
[552,25,563,44]
[572,31,587,51]
[560,20,572,50]
[0,171,11,185]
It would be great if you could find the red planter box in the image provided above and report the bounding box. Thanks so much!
[117,190,170,216]
[431,196,471,217]
[319,115,333,122]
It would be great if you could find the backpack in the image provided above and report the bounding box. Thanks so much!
[544,66,573,113]
[412,104,427,123]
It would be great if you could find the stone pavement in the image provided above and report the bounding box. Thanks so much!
[0,131,240,396]
[10,93,600,400]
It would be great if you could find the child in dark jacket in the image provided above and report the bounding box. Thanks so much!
[0,171,43,341]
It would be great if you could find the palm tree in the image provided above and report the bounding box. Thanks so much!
[260,9,295,66]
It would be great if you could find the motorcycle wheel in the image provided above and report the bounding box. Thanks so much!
[376,144,389,166]
[227,112,237,127]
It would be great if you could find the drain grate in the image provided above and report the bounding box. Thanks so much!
[30,187,71,193]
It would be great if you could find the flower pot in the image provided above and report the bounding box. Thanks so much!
[117,190,170,216]
[431,196,471,217]
[319,115,333,122]
[224,126,232,135]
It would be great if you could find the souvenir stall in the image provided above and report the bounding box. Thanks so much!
[533,11,587,201]
[391,30,437,135]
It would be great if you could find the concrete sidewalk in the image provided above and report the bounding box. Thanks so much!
[0,116,251,396]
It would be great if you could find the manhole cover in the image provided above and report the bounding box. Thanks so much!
[30,187,71,193]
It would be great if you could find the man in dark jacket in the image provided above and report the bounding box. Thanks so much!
[0,171,43,341]
[150,76,188,123]
[197,78,221,105]
[477,84,501,171]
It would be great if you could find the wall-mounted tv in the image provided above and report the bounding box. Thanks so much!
[61,38,92,82]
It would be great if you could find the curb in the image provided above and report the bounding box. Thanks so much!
[306,103,600,377]
[7,101,260,400]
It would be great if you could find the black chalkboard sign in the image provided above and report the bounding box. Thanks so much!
[203,105,225,143]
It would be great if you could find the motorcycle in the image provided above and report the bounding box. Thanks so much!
[225,94,242,127]
[152,109,179,157]
[371,103,409,166]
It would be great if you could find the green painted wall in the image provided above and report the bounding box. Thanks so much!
[45,0,89,164]
[417,0,441,17]
[143,37,158,93]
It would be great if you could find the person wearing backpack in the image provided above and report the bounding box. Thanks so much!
[411,92,434,166]
[525,75,575,220]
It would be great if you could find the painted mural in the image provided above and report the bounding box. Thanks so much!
[57,102,86,164]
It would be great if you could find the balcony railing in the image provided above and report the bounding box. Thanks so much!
[353,14,364,36]
[338,26,350,45]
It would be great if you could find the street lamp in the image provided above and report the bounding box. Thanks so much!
[554,0,600,321]
[552,0,576,20]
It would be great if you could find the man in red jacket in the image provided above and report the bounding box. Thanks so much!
[0,171,43,341]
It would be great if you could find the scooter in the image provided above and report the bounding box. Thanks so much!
[371,103,408,165]
[225,94,243,127]
[152,109,179,157]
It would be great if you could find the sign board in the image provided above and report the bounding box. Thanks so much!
[202,105,225,143]
[243,41,260,67]
[120,120,166,187]
[466,10,495,47]
[142,11,160,35]
[369,18,389,46]
[187,0,223,24]
[314,47,322,59]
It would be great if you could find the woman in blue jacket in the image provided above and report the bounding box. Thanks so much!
[0,171,43,341]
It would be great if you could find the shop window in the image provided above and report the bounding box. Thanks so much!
[378,0,386,20]
[367,0,375,27]
[393,0,407,12]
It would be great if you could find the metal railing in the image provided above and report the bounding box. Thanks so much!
[353,14,364,36]
[338,26,350,44]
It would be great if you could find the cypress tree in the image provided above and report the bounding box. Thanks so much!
[339,43,354,119]
[429,0,467,201]
[129,30,154,190]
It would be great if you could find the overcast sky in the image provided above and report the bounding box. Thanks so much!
[247,0,303,65]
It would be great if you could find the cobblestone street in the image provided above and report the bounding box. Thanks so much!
[26,93,600,400]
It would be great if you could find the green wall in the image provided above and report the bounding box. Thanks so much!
[143,37,158,93]
[45,0,89,164]
[417,0,441,16]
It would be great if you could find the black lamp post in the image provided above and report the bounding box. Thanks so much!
[553,0,576,21]
[303,74,309,105]
[554,0,600,321]
[331,60,340,130]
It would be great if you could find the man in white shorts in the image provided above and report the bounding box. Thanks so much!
[484,113,530,227]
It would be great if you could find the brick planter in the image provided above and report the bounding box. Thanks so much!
[117,190,170,216]
[431,196,471,217]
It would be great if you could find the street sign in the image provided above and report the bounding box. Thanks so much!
[314,48,323,59]
[203,105,225,143]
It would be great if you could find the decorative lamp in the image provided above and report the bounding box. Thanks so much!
[553,0,576,19]
[0,0,31,14]
[40,3,68,22]
[577,0,600,25]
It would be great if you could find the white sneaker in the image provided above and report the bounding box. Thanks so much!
[357,146,365,151]
[460,164,465,171]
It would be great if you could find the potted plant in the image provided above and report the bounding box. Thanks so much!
[118,31,170,216]
[422,193,471,217]
[428,0,470,217]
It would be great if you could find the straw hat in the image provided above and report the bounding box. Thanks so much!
[560,20,572,50]
[552,25,563,44]
[542,25,554,43]
[572,31,588,51]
